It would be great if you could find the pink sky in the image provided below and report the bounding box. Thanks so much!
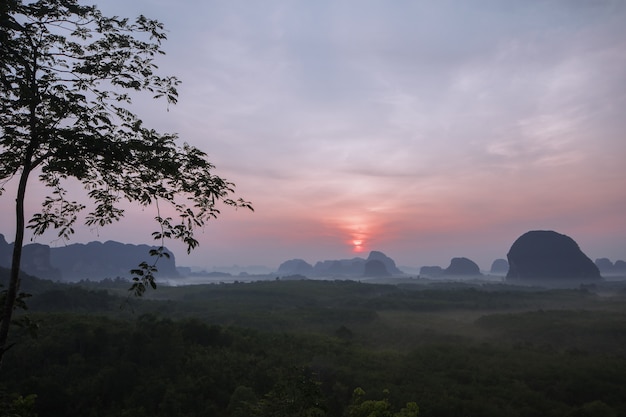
[2,0,625,271]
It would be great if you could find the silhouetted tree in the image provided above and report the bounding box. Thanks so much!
[0,0,252,367]
[346,388,419,417]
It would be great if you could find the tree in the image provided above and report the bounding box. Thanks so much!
[346,388,419,417]
[252,367,327,417]
[0,0,252,367]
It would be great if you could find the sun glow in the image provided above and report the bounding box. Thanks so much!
[352,238,365,253]
[347,224,368,253]
[326,214,381,254]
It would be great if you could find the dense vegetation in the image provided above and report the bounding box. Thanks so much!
[2,269,626,416]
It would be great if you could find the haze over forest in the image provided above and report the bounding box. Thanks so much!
[1,0,625,270]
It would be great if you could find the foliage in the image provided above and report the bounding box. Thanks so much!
[0,284,36,333]
[2,280,626,416]
[0,0,251,365]
[251,367,327,417]
[346,388,419,417]
[0,0,251,287]
[0,387,37,417]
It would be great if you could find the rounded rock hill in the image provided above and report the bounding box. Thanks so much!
[506,230,601,282]
[444,257,481,276]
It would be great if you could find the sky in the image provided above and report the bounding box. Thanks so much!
[2,0,626,271]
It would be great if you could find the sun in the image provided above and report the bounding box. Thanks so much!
[335,215,372,254]
[351,239,365,253]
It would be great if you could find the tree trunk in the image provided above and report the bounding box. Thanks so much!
[0,38,40,368]
[0,165,31,368]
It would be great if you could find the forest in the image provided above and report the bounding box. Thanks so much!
[2,269,626,416]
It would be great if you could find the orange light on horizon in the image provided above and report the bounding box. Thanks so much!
[323,213,389,255]
[352,238,365,253]
[346,220,369,254]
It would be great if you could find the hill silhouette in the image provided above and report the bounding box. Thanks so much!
[506,230,601,283]
[0,234,178,282]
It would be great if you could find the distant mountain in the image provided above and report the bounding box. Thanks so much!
[419,266,444,277]
[277,259,314,275]
[490,258,509,274]
[50,240,179,281]
[278,251,403,278]
[506,230,601,283]
[367,251,402,275]
[363,259,391,277]
[595,258,626,275]
[0,234,178,282]
[0,234,61,280]
[312,258,365,276]
[444,257,481,276]
[595,258,614,272]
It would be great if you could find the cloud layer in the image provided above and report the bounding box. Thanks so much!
[2,0,625,270]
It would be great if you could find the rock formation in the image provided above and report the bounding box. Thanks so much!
[0,235,178,281]
[490,258,509,274]
[50,240,179,281]
[366,251,403,275]
[506,230,601,282]
[0,234,62,280]
[363,259,391,277]
[0,234,10,266]
[312,258,364,276]
[444,257,481,276]
[279,251,402,278]
[419,266,444,277]
[277,259,313,275]
[595,258,614,273]
[595,258,626,275]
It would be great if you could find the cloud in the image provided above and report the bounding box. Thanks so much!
[4,0,625,269]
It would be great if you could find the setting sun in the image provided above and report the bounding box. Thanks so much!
[329,214,380,255]
[352,238,365,253]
